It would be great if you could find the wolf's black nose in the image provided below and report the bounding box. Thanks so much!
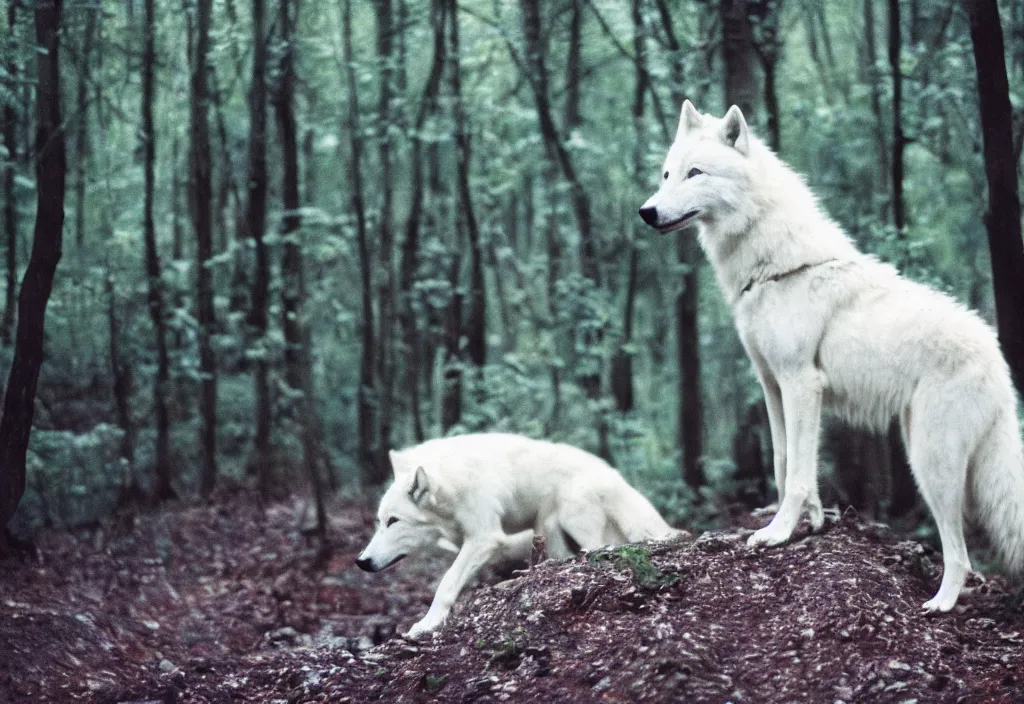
[638,205,658,227]
[355,556,373,572]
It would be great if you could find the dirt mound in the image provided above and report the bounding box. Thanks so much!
[2,499,1023,702]
[349,515,1024,703]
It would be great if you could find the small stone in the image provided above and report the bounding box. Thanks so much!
[158,659,176,672]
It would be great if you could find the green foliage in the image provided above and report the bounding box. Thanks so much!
[589,544,678,590]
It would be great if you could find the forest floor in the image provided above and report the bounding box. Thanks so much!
[1,493,1023,703]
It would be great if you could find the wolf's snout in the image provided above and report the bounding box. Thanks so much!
[638,205,659,227]
[355,555,374,572]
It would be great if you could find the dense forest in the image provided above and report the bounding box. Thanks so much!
[0,0,1022,546]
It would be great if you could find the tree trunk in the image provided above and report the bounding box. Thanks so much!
[74,6,96,250]
[373,0,396,482]
[0,0,65,530]
[399,0,447,443]
[967,0,1024,395]
[190,0,218,498]
[519,0,598,286]
[864,0,889,202]
[563,0,582,133]
[519,0,606,457]
[275,0,327,552]
[171,136,183,262]
[441,254,463,432]
[653,0,706,486]
[344,0,378,484]
[105,269,135,466]
[449,0,485,376]
[885,0,916,516]
[888,0,905,233]
[749,0,785,151]
[243,0,271,498]
[1,0,18,347]
[677,235,703,490]
[142,0,173,500]
[721,0,761,117]
[612,0,647,415]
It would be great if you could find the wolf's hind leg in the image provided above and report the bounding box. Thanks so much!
[558,504,612,553]
[498,529,536,563]
[908,419,972,612]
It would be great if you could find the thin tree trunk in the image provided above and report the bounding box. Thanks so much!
[190,0,218,498]
[275,0,327,553]
[519,0,598,286]
[449,0,485,377]
[888,0,905,233]
[864,0,889,201]
[105,269,134,466]
[721,0,761,117]
[210,67,242,257]
[885,0,917,517]
[2,0,18,346]
[373,0,396,482]
[441,253,463,432]
[656,0,705,488]
[612,0,647,415]
[564,0,582,133]
[677,235,703,490]
[172,136,183,261]
[399,0,447,444]
[142,0,173,500]
[750,0,785,151]
[0,0,65,530]
[520,0,607,458]
[543,164,562,434]
[74,6,96,250]
[343,0,377,484]
[967,0,1024,395]
[243,0,271,498]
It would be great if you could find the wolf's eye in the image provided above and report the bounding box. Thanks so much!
[687,167,704,178]
[386,517,399,527]
[663,171,669,180]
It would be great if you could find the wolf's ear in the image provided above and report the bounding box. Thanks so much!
[389,449,407,476]
[408,466,430,505]
[718,105,750,155]
[676,100,702,140]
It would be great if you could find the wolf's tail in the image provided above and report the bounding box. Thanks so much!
[970,412,1024,576]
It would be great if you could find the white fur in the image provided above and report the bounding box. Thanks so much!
[642,102,1024,613]
[356,433,684,637]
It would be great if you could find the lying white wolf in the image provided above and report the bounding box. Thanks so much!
[355,433,684,637]
[639,101,1024,612]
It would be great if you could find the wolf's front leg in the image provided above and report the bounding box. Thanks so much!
[750,352,787,506]
[407,535,502,638]
[748,368,825,547]
[761,374,788,506]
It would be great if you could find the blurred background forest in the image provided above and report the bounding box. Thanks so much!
[1,0,1022,545]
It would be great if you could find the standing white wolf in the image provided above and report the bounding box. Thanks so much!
[639,101,1024,613]
[355,433,683,637]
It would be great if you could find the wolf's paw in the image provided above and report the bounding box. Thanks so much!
[921,594,958,614]
[751,503,779,517]
[747,524,793,548]
[406,617,442,639]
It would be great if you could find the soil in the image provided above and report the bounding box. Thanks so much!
[1,495,1022,703]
